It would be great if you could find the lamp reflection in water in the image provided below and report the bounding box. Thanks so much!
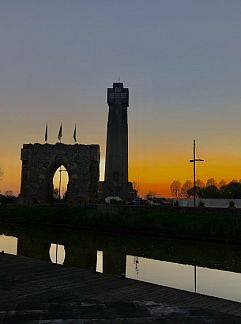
[134,256,139,279]
[126,256,195,292]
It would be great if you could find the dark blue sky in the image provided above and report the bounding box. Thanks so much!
[1,0,241,194]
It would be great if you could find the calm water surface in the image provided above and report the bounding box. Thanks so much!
[1,223,241,303]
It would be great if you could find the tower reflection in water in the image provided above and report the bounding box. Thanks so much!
[49,244,104,273]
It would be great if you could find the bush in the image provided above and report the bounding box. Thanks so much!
[229,200,235,208]
[0,194,17,204]
[198,200,205,207]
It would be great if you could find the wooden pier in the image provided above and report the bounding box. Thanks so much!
[0,253,241,322]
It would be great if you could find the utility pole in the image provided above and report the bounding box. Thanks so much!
[189,140,204,208]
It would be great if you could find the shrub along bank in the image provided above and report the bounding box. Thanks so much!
[0,204,241,243]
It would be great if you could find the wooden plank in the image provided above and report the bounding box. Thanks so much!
[0,253,241,321]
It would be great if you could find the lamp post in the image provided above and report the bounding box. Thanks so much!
[58,167,68,199]
[189,140,204,208]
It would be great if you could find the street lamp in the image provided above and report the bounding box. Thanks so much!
[58,166,68,199]
[189,140,204,208]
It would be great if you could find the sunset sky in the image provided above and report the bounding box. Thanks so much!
[1,1,241,197]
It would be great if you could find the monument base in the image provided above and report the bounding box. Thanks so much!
[99,181,137,202]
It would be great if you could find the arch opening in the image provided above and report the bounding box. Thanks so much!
[52,165,69,201]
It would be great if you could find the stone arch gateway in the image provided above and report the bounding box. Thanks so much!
[19,143,100,204]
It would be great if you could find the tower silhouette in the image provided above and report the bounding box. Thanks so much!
[104,82,129,199]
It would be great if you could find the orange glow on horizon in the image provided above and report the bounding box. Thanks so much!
[134,182,171,198]
[2,147,241,198]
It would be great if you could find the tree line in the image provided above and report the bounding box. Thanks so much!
[0,191,17,203]
[170,178,241,199]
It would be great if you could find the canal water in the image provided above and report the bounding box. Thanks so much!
[0,222,241,303]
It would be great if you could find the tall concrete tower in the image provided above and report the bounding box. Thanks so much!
[104,82,129,199]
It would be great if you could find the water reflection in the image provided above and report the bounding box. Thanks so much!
[49,244,65,265]
[64,244,97,270]
[18,235,50,261]
[0,234,17,255]
[0,223,241,303]
[103,251,126,274]
[126,256,195,292]
[96,250,103,273]
[197,267,241,303]
[126,256,241,303]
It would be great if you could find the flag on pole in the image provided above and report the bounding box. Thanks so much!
[73,124,77,143]
[58,123,63,142]
[45,124,48,143]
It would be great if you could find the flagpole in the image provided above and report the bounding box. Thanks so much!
[58,123,63,143]
[73,124,77,143]
[45,124,48,143]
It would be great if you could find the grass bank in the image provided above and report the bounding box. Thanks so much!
[0,204,241,243]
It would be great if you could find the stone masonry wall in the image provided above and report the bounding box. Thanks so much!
[19,143,99,204]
